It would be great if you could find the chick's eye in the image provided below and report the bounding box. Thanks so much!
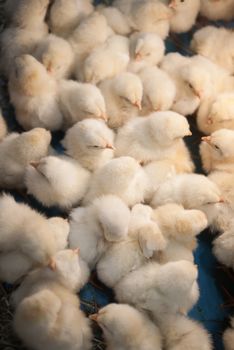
[181,0,185,2]
[214,145,220,151]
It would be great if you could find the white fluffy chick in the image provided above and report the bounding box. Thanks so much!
[14,288,92,350]
[197,93,234,135]
[90,303,162,350]
[25,156,91,209]
[49,0,94,38]
[0,25,48,78]
[0,110,7,142]
[160,52,200,116]
[129,0,171,39]
[97,5,131,35]
[9,55,63,131]
[0,217,69,284]
[157,313,212,350]
[191,26,234,74]
[33,34,74,79]
[99,72,143,129]
[200,129,234,174]
[128,32,165,73]
[62,119,114,171]
[0,128,51,189]
[13,250,92,350]
[213,222,234,269]
[115,112,193,172]
[12,249,89,306]
[168,0,200,33]
[139,66,176,113]
[58,79,106,128]
[200,0,234,21]
[69,195,130,269]
[7,0,49,32]
[0,194,69,279]
[68,12,113,68]
[151,173,222,224]
[153,203,208,263]
[82,157,151,207]
[97,204,166,288]
[223,318,234,350]
[81,35,129,84]
[115,260,199,316]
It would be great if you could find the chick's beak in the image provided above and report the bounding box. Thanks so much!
[134,101,142,110]
[219,197,225,203]
[206,117,213,125]
[89,313,99,322]
[169,0,176,9]
[48,259,56,271]
[30,161,40,169]
[73,248,80,255]
[135,53,142,61]
[106,143,115,150]
[100,113,108,122]
[201,136,212,144]
[186,130,192,136]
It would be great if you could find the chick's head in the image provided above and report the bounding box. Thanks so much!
[94,195,130,242]
[148,111,191,146]
[133,33,165,64]
[48,249,82,291]
[114,72,143,110]
[175,209,208,239]
[201,129,234,161]
[208,94,234,127]
[77,84,107,121]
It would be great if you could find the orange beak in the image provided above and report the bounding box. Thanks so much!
[106,143,115,150]
[135,53,142,61]
[100,113,108,122]
[30,161,40,169]
[219,197,225,203]
[89,313,99,322]
[169,0,176,9]
[201,136,212,144]
[48,259,56,271]
[134,101,142,110]
[206,117,213,125]
[186,131,192,136]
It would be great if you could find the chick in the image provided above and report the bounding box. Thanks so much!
[197,93,234,135]
[115,112,193,173]
[25,156,91,210]
[153,203,208,263]
[129,0,171,39]
[128,32,165,73]
[90,304,162,350]
[33,34,75,79]
[13,250,92,350]
[82,157,151,207]
[12,249,89,306]
[143,159,176,193]
[191,26,234,74]
[97,204,166,288]
[99,72,143,129]
[0,110,7,142]
[0,217,69,284]
[151,173,222,224]
[213,223,234,269]
[68,12,113,68]
[0,26,48,78]
[80,35,129,84]
[49,0,94,38]
[9,55,63,131]
[157,313,212,350]
[0,128,51,189]
[200,0,234,21]
[7,0,49,32]
[69,195,130,269]
[58,80,106,128]
[97,6,131,35]
[223,318,234,350]
[160,52,200,115]
[115,260,199,316]
[168,0,200,33]
[62,119,114,171]
[138,66,176,113]
[0,194,70,282]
